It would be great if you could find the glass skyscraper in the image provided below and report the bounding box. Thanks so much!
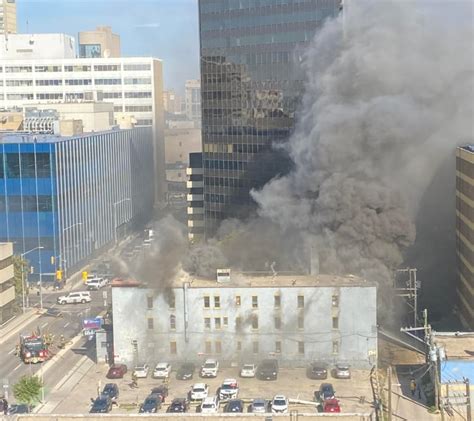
[198,0,341,236]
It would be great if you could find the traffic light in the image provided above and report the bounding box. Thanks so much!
[82,271,88,283]
[56,270,62,281]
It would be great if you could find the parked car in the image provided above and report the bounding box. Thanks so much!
[57,291,91,305]
[307,362,328,379]
[7,404,31,414]
[322,398,341,413]
[200,359,219,378]
[333,364,351,379]
[271,395,289,414]
[86,277,108,290]
[240,363,256,378]
[106,364,127,379]
[90,395,113,413]
[314,383,336,402]
[176,362,195,380]
[150,385,169,402]
[248,398,268,413]
[257,359,279,380]
[224,399,244,413]
[199,396,219,414]
[133,363,150,378]
[166,398,189,413]
[218,378,239,400]
[190,383,209,401]
[139,394,161,413]
[153,362,172,378]
[101,383,119,404]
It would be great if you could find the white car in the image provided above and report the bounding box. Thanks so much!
[271,395,289,414]
[133,363,150,378]
[57,291,91,305]
[200,359,219,378]
[190,383,209,401]
[153,362,171,378]
[240,363,256,378]
[218,378,239,400]
[200,396,219,414]
[86,277,108,290]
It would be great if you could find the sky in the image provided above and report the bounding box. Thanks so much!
[17,0,200,94]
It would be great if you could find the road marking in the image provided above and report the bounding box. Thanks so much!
[13,363,22,371]
[41,322,48,328]
[8,348,16,355]
[63,322,70,328]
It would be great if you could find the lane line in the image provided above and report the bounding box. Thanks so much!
[8,348,16,355]
[63,322,70,328]
[41,322,48,329]
[13,363,22,372]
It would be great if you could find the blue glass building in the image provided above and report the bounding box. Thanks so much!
[0,127,154,282]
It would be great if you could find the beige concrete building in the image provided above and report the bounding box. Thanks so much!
[163,90,183,115]
[455,146,474,329]
[0,110,22,131]
[0,242,15,324]
[78,26,120,58]
[0,0,16,34]
[165,127,201,165]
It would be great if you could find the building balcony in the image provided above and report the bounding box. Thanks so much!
[187,194,204,201]
[0,285,15,307]
[188,220,205,228]
[187,206,204,214]
[187,180,204,189]
[186,167,203,176]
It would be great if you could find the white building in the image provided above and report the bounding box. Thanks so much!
[185,79,201,124]
[0,34,76,60]
[112,273,378,368]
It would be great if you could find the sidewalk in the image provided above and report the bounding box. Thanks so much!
[0,309,41,345]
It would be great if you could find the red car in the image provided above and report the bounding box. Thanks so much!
[323,399,341,413]
[106,364,127,379]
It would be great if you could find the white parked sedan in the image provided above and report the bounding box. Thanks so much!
[190,383,209,401]
[240,363,256,378]
[153,362,171,378]
[271,395,289,414]
[133,363,150,378]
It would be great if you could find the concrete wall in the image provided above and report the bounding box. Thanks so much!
[0,33,75,59]
[0,242,14,323]
[165,128,201,164]
[79,26,121,58]
[112,284,377,368]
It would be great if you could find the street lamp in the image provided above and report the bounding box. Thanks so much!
[113,198,131,244]
[20,246,44,314]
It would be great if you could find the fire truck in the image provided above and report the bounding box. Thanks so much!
[19,334,49,363]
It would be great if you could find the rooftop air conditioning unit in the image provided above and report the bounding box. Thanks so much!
[216,269,231,283]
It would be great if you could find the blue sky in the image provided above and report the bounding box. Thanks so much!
[17,0,200,94]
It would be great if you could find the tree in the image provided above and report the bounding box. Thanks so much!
[13,375,43,405]
[12,255,30,296]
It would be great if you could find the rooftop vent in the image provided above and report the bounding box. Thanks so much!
[216,268,231,283]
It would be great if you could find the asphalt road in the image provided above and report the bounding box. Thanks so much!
[0,286,108,398]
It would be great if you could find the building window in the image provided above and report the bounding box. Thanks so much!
[94,78,121,85]
[275,341,282,354]
[253,341,259,354]
[170,341,177,354]
[147,296,153,309]
[251,316,259,330]
[93,64,120,71]
[214,296,220,308]
[298,315,304,330]
[214,317,221,329]
[297,295,305,308]
[252,296,258,308]
[274,295,281,308]
[147,318,154,330]
[204,317,211,330]
[223,317,228,327]
[205,341,212,354]
[124,77,151,85]
[123,63,151,71]
[235,295,241,306]
[235,317,242,331]
[298,341,305,355]
[274,316,281,330]
[170,315,176,330]
[332,294,339,307]
[237,341,242,352]
[124,105,153,112]
[333,341,339,355]
[204,296,210,308]
[332,316,339,329]
[124,91,152,98]
[215,341,222,354]
[169,293,175,309]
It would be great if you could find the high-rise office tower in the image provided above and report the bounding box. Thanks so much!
[198,0,340,236]
[0,0,17,34]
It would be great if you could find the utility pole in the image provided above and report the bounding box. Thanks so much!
[387,367,392,421]
[466,378,471,421]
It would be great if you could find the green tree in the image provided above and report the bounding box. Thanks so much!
[12,255,30,296]
[13,375,43,405]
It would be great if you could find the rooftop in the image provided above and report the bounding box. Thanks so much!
[433,332,474,360]
[459,145,474,153]
[111,272,374,289]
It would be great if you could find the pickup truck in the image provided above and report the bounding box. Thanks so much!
[86,277,108,290]
[200,359,219,378]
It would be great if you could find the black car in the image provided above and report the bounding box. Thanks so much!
[7,404,31,414]
[101,383,119,403]
[307,362,328,380]
[90,395,113,413]
[166,398,190,413]
[224,399,244,413]
[139,394,161,413]
[151,385,169,402]
[257,359,279,380]
[176,362,195,380]
[314,383,336,402]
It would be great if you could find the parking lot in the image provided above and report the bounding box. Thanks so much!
[51,362,375,415]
